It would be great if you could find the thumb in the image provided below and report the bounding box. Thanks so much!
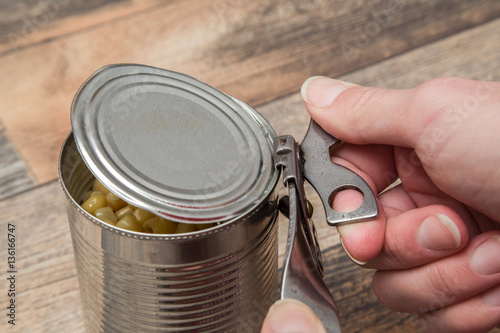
[261,299,326,333]
[301,76,437,148]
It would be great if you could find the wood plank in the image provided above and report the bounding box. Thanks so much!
[336,26,500,88]
[324,244,418,332]
[0,0,165,54]
[3,12,500,326]
[2,7,500,332]
[257,17,500,133]
[0,181,84,332]
[210,0,500,105]
[0,126,35,199]
[1,0,500,185]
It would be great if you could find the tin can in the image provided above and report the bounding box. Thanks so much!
[58,64,280,332]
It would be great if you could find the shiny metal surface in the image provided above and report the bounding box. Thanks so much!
[275,134,341,332]
[301,120,378,225]
[71,64,278,224]
[275,135,324,276]
[275,120,379,333]
[282,183,342,333]
[59,134,279,332]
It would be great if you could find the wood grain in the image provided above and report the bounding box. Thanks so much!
[336,20,500,88]
[256,18,500,131]
[0,181,84,333]
[0,127,34,200]
[1,0,500,185]
[324,245,418,333]
[5,16,497,328]
[0,0,165,54]
[1,1,500,332]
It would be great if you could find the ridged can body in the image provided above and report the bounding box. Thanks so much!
[59,134,279,332]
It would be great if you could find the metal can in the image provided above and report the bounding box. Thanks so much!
[58,64,280,332]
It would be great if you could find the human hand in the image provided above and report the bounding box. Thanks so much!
[262,76,500,332]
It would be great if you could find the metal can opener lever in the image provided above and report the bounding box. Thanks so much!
[274,120,378,332]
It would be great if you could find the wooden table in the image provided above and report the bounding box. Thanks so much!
[1,1,499,332]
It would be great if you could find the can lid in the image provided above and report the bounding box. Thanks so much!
[71,64,278,223]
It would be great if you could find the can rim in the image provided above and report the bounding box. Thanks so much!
[59,132,281,240]
[69,64,279,224]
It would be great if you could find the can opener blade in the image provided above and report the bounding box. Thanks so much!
[274,119,378,332]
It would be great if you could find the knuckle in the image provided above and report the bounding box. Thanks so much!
[422,264,461,312]
[381,235,416,269]
[348,86,381,114]
[410,77,461,155]
[345,87,386,141]
[384,248,407,269]
[414,76,462,96]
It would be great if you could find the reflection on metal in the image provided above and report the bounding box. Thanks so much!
[275,120,379,333]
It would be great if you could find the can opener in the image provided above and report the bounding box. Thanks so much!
[274,120,378,332]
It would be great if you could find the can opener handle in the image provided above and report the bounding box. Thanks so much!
[274,120,378,332]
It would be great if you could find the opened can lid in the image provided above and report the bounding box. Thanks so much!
[71,64,278,223]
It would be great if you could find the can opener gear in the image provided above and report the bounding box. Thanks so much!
[274,120,378,333]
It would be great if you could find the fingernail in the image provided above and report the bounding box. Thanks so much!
[265,299,326,333]
[339,234,368,266]
[417,214,461,251]
[301,77,354,108]
[471,236,500,275]
[484,284,500,307]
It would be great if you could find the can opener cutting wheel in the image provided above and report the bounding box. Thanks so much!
[274,120,378,333]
